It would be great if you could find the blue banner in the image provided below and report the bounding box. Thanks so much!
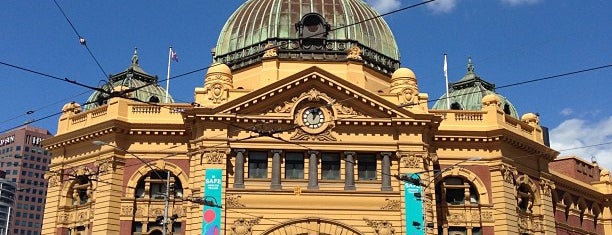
[202,168,222,235]
[404,173,424,235]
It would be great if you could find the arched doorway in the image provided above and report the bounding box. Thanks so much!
[261,217,364,235]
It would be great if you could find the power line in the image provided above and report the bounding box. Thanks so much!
[51,0,108,78]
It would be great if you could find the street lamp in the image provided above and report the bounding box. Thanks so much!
[92,141,172,235]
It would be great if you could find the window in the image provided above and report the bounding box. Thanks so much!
[71,175,91,205]
[134,170,183,199]
[358,154,377,180]
[321,153,340,180]
[285,152,304,179]
[438,177,480,205]
[517,184,533,212]
[248,151,268,179]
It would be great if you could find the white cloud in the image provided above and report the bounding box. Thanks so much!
[550,116,612,171]
[365,0,402,14]
[560,108,573,116]
[500,0,542,6]
[425,0,458,14]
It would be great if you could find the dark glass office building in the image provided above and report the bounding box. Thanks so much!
[0,126,52,235]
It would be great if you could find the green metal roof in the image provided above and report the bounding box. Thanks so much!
[215,0,400,60]
[83,49,174,110]
[432,59,519,118]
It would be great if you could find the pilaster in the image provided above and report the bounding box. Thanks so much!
[91,161,124,234]
[491,164,519,234]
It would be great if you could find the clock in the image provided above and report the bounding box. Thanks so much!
[302,107,325,129]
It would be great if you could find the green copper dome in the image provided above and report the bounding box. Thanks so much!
[214,0,400,73]
[83,49,174,110]
[432,58,519,118]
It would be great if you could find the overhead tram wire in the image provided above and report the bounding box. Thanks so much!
[399,63,612,108]
[51,0,108,78]
[125,0,440,93]
[0,90,90,126]
[0,0,441,128]
[64,140,612,235]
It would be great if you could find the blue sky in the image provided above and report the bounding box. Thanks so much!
[1,0,610,168]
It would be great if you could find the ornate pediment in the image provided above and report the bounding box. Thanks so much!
[215,69,416,120]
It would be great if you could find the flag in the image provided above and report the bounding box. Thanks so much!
[444,53,450,109]
[171,48,179,62]
[443,53,448,78]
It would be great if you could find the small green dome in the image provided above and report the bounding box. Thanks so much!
[215,0,400,73]
[432,58,519,118]
[83,50,174,110]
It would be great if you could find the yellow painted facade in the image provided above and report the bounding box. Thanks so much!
[41,1,612,235]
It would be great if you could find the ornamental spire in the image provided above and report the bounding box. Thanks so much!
[467,57,475,74]
[131,47,139,66]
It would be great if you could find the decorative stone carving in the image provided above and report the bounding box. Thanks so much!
[262,42,278,58]
[230,216,262,235]
[150,207,164,217]
[448,212,465,224]
[120,206,133,216]
[347,45,363,61]
[272,88,330,113]
[334,103,362,116]
[363,218,395,235]
[500,164,517,185]
[204,63,233,104]
[135,206,146,217]
[539,178,555,197]
[59,213,71,224]
[226,194,246,208]
[203,150,226,164]
[46,172,61,187]
[381,198,401,210]
[96,158,115,175]
[398,152,423,168]
[291,128,337,141]
[481,211,494,222]
[172,206,187,217]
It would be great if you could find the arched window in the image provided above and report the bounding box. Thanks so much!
[70,175,91,205]
[149,96,160,103]
[436,177,479,205]
[450,102,462,110]
[503,103,512,115]
[517,184,533,213]
[134,170,183,199]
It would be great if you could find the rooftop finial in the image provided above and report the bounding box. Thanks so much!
[131,47,139,66]
[467,57,475,74]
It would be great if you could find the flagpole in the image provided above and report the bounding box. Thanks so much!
[444,53,450,109]
[165,46,172,103]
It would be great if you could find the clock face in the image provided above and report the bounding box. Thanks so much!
[302,107,325,129]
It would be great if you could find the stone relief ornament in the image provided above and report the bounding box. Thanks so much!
[120,206,134,216]
[46,172,62,188]
[291,127,337,141]
[500,164,517,185]
[481,211,494,222]
[363,218,395,235]
[226,194,246,208]
[448,212,466,224]
[539,178,555,197]
[398,152,422,168]
[347,44,363,61]
[381,198,401,210]
[96,158,115,175]
[230,216,262,235]
[262,42,278,58]
[172,206,187,216]
[203,150,226,164]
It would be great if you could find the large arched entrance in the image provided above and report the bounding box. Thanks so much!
[261,217,364,235]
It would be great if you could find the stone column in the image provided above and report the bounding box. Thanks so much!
[233,149,246,189]
[308,151,319,190]
[344,152,356,190]
[271,150,282,189]
[381,152,393,191]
